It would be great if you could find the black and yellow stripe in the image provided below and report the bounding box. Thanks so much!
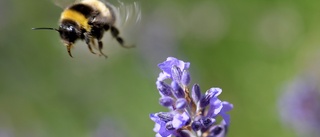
[69,4,94,18]
[60,3,95,32]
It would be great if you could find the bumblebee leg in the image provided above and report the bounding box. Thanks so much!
[98,40,108,58]
[110,26,135,48]
[67,44,73,58]
[87,42,96,55]
[104,25,110,31]
[84,33,96,55]
[91,38,96,48]
[90,38,98,50]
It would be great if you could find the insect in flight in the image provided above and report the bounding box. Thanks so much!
[32,0,140,58]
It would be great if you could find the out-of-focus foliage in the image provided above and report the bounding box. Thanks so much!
[1,0,320,137]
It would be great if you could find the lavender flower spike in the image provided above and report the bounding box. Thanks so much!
[150,57,233,137]
[157,57,190,81]
[278,75,320,137]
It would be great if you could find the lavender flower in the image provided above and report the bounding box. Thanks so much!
[278,76,320,137]
[150,57,233,137]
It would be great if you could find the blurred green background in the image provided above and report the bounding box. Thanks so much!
[1,0,319,137]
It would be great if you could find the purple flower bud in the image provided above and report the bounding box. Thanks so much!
[176,98,187,109]
[191,121,202,131]
[200,117,216,128]
[212,125,223,136]
[199,95,210,108]
[181,70,190,86]
[165,121,175,130]
[159,97,174,107]
[157,57,190,78]
[171,80,181,91]
[171,65,182,82]
[192,84,201,103]
[199,88,222,108]
[171,81,185,98]
[176,130,191,137]
[156,81,172,96]
[208,124,227,137]
[157,112,174,122]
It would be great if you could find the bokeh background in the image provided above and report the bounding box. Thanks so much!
[1,0,320,137]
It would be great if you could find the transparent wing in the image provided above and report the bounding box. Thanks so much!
[113,0,142,27]
[98,0,141,41]
[52,0,81,8]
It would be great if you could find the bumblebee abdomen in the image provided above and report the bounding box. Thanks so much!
[69,3,94,18]
[81,0,116,25]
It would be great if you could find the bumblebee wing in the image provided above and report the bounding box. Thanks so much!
[52,0,81,8]
[113,0,142,27]
[111,1,141,46]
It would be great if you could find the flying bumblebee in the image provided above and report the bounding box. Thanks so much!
[33,0,139,58]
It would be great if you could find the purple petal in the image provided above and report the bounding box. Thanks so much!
[171,65,182,83]
[150,113,175,137]
[157,112,174,122]
[181,70,191,86]
[172,112,190,129]
[157,57,190,79]
[150,113,159,123]
[175,98,187,109]
[158,121,174,137]
[199,88,222,108]
[200,117,216,128]
[171,81,185,98]
[199,96,210,108]
[157,72,170,81]
[209,88,222,97]
[191,84,201,103]
[159,97,174,107]
[153,123,161,132]
[150,112,174,123]
[207,97,223,117]
[158,61,173,76]
[156,81,172,96]
[220,113,230,126]
[221,101,233,112]
[156,133,172,137]
[155,133,162,137]
[220,102,233,125]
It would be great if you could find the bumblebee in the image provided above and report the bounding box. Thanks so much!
[32,0,134,58]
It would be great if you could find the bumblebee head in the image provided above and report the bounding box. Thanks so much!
[58,24,80,46]
[58,20,83,45]
[32,22,81,47]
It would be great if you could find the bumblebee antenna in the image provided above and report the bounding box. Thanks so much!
[32,27,59,31]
